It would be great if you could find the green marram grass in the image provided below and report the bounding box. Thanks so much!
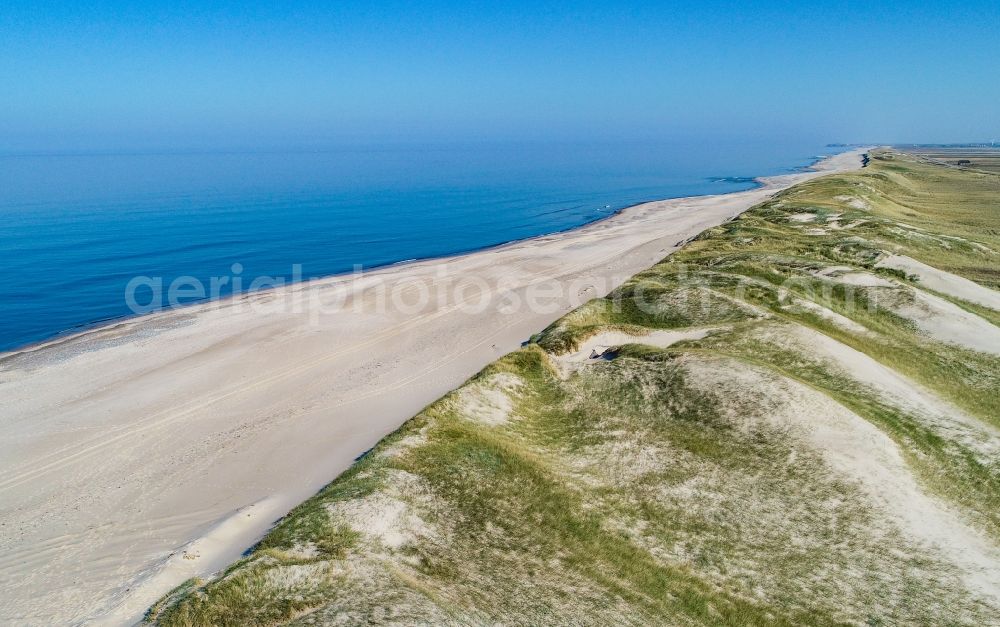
[900,146,1000,175]
[148,150,1000,625]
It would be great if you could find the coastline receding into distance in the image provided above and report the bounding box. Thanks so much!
[0,145,830,357]
[149,147,1000,625]
[0,142,831,355]
[0,149,865,625]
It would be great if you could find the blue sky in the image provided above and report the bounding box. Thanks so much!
[1,1,998,151]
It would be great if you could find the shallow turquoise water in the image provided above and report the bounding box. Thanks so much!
[0,140,829,351]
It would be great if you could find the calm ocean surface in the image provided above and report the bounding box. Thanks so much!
[0,141,830,352]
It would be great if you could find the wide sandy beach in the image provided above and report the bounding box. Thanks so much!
[0,149,865,625]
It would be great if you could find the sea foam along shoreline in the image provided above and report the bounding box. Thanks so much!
[0,149,867,626]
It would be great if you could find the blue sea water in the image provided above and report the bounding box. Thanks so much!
[0,140,830,352]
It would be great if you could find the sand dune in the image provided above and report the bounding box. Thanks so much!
[0,150,864,625]
[876,253,1000,310]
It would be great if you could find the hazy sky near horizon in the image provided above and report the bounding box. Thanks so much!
[2,0,998,151]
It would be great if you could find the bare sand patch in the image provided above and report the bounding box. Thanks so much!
[876,254,1000,310]
[556,327,718,363]
[885,287,1000,355]
[777,325,1000,456]
[811,260,1000,353]
[834,195,870,210]
[684,357,1000,604]
[782,298,870,334]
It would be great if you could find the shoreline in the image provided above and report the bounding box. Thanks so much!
[0,148,867,625]
[144,147,1000,624]
[0,156,824,360]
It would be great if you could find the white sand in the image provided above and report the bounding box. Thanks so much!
[0,150,865,625]
[783,325,1000,455]
[782,298,870,334]
[686,358,1000,603]
[787,212,817,222]
[810,259,1000,354]
[899,289,1000,355]
[876,253,1000,310]
[556,327,718,363]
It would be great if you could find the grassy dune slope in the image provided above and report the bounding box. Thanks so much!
[148,150,1000,626]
